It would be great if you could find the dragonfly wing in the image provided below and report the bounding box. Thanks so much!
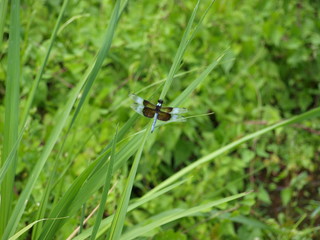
[142,107,156,118]
[130,94,156,108]
[131,104,156,118]
[130,94,144,104]
[167,114,186,122]
[157,111,172,121]
[160,106,188,114]
[131,103,145,117]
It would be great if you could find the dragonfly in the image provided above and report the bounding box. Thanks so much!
[130,94,188,133]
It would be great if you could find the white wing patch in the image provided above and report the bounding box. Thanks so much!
[168,114,186,122]
[131,104,145,116]
[129,94,144,105]
[169,108,188,114]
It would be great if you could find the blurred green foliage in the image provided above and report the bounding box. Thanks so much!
[0,0,319,239]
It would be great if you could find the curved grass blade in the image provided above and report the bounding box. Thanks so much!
[145,107,320,197]
[8,217,68,240]
[107,122,152,240]
[72,178,191,240]
[120,192,250,240]
[90,127,118,240]
[39,131,141,239]
[0,124,25,185]
[171,50,227,107]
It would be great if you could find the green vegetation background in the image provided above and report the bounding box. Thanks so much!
[0,0,319,239]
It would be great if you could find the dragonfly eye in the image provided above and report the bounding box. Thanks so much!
[158,99,164,104]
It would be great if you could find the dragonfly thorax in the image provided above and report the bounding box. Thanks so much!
[156,99,163,108]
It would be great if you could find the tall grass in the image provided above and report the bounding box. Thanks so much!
[1,0,320,239]
[0,0,20,237]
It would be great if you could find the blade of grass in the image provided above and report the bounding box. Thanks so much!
[39,131,142,238]
[68,0,125,129]
[107,122,152,240]
[36,2,121,238]
[3,0,121,238]
[120,192,250,240]
[19,0,70,130]
[184,0,216,48]
[145,107,320,198]
[159,0,200,100]
[33,0,124,229]
[171,50,227,106]
[3,73,83,240]
[0,124,25,185]
[90,127,118,240]
[0,0,20,236]
[72,178,190,240]
[8,217,68,240]
[31,126,94,239]
[22,2,71,237]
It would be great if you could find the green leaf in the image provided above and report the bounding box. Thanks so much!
[257,186,271,204]
[281,188,292,206]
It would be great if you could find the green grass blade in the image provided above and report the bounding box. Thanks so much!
[8,219,47,240]
[26,2,71,237]
[3,73,84,240]
[8,217,68,240]
[159,0,200,100]
[73,179,191,239]
[2,0,119,234]
[68,0,121,128]
[90,127,118,240]
[38,152,105,239]
[98,114,139,157]
[0,0,20,236]
[31,152,63,239]
[171,50,227,107]
[120,192,250,240]
[37,5,121,240]
[71,178,190,240]
[131,178,190,210]
[39,132,141,238]
[19,0,70,130]
[108,123,151,240]
[185,0,216,47]
[0,124,25,185]
[145,107,320,197]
